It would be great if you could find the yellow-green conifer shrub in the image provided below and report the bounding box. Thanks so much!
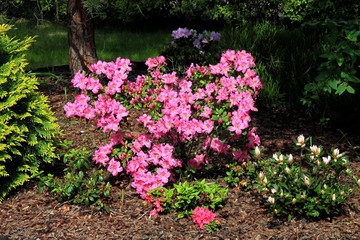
[0,24,61,202]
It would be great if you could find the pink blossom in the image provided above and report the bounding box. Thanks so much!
[246,127,261,148]
[85,76,103,94]
[192,207,218,230]
[179,79,193,92]
[232,149,250,162]
[200,106,212,118]
[160,72,178,85]
[188,154,205,170]
[107,158,123,176]
[71,72,87,90]
[202,119,214,134]
[156,168,171,183]
[145,56,166,70]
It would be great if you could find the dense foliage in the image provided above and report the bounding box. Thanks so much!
[0,24,61,202]
[254,135,358,220]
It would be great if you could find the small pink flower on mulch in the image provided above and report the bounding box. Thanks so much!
[192,206,219,230]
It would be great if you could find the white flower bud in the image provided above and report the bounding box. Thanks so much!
[258,171,265,181]
[254,146,261,157]
[268,196,275,204]
[296,134,305,148]
[263,176,268,185]
[322,156,331,165]
[304,175,311,186]
[288,154,293,164]
[310,145,321,157]
[279,154,284,163]
[332,148,340,159]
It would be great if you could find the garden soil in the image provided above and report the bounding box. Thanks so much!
[1,73,360,240]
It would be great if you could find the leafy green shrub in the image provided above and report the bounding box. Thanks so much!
[0,24,61,202]
[39,144,112,212]
[301,20,360,108]
[149,179,228,218]
[254,135,358,220]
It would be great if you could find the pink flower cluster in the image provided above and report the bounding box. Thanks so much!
[64,57,130,132]
[192,207,219,230]
[127,135,181,198]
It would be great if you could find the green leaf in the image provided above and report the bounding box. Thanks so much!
[341,71,360,83]
[346,30,360,42]
[346,85,355,94]
[328,80,339,90]
[335,82,348,95]
[337,56,344,67]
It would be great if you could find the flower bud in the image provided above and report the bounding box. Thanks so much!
[322,156,331,165]
[258,171,265,181]
[332,194,336,201]
[296,134,305,148]
[268,196,275,204]
[310,145,321,156]
[263,176,268,185]
[285,167,291,175]
[332,148,342,159]
[304,175,310,186]
[292,198,297,204]
[288,154,293,164]
[254,146,261,158]
[279,154,284,163]
[271,188,277,194]
[357,179,360,187]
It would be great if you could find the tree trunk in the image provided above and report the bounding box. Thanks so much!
[67,0,97,74]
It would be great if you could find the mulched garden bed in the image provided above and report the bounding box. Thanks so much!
[1,73,360,240]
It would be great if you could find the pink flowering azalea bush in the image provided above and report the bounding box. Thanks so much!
[64,49,262,226]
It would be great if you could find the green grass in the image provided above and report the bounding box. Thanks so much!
[96,27,171,63]
[6,20,171,70]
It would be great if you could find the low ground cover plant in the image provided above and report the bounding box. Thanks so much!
[39,141,112,212]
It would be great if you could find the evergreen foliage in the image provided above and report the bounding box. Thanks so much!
[0,24,61,202]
